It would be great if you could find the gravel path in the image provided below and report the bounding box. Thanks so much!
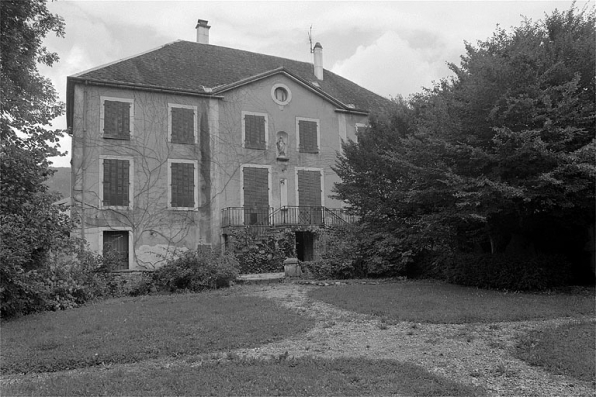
[235,282,596,397]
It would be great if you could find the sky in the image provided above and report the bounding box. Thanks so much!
[40,0,588,167]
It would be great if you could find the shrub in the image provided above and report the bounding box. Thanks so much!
[0,242,120,318]
[225,229,294,274]
[151,248,239,293]
[443,253,572,291]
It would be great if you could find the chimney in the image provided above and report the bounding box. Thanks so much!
[196,19,210,44]
[313,42,323,80]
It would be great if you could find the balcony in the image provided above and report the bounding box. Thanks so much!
[221,206,356,228]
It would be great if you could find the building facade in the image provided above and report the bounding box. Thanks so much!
[66,20,392,270]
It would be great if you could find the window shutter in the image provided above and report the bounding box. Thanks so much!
[171,162,195,208]
[104,101,130,138]
[171,108,194,144]
[243,167,269,208]
[244,115,266,149]
[298,120,318,153]
[103,159,129,206]
[297,170,321,207]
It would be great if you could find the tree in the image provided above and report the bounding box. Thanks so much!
[1,0,69,270]
[334,5,595,279]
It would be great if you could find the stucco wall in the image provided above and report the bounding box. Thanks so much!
[71,84,212,270]
[214,74,368,212]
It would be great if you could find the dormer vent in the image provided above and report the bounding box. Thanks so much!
[313,42,323,80]
[196,19,211,44]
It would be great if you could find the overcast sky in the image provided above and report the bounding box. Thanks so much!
[41,0,586,167]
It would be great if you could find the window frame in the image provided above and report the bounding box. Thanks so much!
[99,155,134,210]
[296,117,320,154]
[241,111,268,150]
[100,96,134,139]
[167,159,199,210]
[271,83,292,106]
[294,167,325,207]
[99,227,133,271]
[168,103,198,144]
[355,123,368,143]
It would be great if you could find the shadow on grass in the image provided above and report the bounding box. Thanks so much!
[2,357,487,396]
[309,280,595,324]
[1,291,314,374]
[514,321,596,386]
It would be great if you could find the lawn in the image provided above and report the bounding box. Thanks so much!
[308,280,595,323]
[1,290,314,374]
[514,322,596,384]
[2,357,486,396]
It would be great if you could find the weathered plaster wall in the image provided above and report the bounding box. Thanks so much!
[71,84,211,269]
[215,74,368,212]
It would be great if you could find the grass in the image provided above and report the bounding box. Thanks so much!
[308,280,595,323]
[514,322,596,385]
[2,357,486,396]
[1,290,314,374]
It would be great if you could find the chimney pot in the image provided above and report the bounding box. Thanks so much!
[196,19,211,44]
[313,42,323,80]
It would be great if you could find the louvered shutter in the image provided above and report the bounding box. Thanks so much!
[298,120,318,153]
[103,159,130,206]
[171,163,195,208]
[104,101,130,138]
[243,167,269,225]
[244,115,266,149]
[297,170,322,206]
[171,108,194,143]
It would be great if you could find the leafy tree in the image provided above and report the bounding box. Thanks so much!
[334,5,595,280]
[1,0,72,314]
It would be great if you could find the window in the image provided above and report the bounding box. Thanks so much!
[168,159,198,209]
[241,165,271,225]
[103,230,130,270]
[271,83,292,106]
[355,123,368,143]
[169,104,197,144]
[100,97,133,139]
[242,111,268,150]
[296,167,324,225]
[296,117,319,153]
[100,156,133,209]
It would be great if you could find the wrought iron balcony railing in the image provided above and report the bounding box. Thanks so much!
[221,206,356,228]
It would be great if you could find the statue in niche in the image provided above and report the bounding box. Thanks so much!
[276,136,287,158]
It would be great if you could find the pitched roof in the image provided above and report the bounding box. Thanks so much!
[69,40,393,115]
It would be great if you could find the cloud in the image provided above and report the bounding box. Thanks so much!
[332,30,454,98]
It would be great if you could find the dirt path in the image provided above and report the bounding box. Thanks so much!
[236,283,595,397]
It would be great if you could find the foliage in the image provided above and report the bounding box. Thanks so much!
[0,1,75,313]
[0,241,121,318]
[150,248,239,293]
[225,228,295,274]
[333,5,595,281]
[443,253,572,291]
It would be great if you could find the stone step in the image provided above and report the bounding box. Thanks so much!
[236,272,286,285]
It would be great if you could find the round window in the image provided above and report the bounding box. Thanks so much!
[271,84,292,105]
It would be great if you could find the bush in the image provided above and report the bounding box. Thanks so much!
[0,242,120,318]
[225,229,294,274]
[151,248,239,293]
[443,253,573,291]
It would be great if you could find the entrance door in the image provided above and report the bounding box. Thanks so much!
[296,231,314,262]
